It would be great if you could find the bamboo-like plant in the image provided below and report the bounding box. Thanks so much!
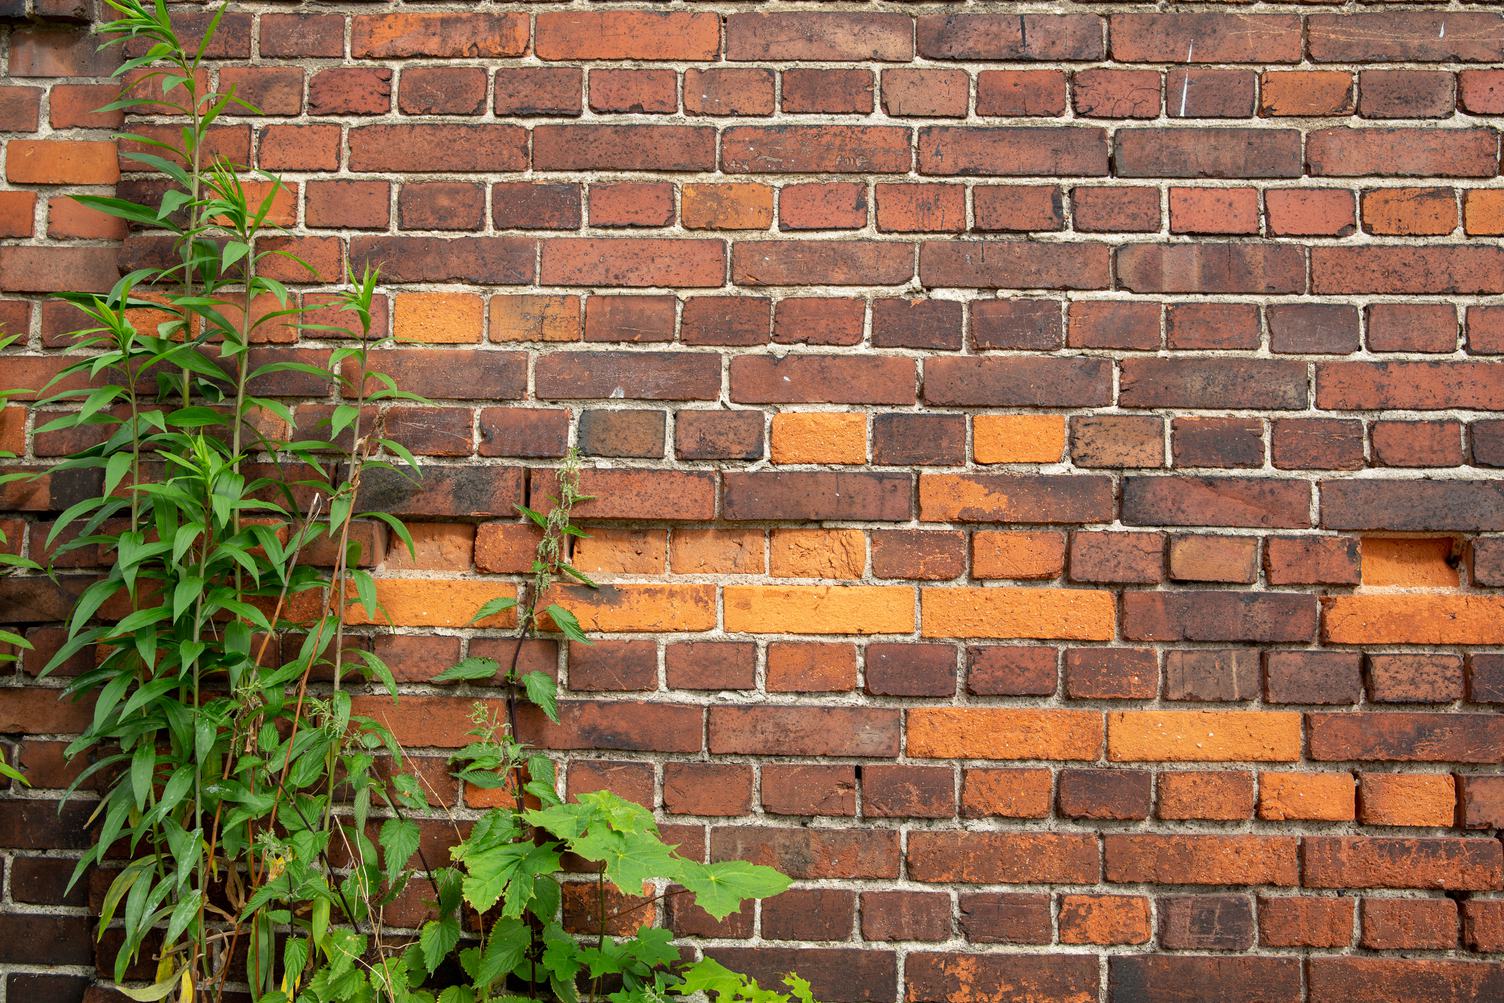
[35,1,428,997]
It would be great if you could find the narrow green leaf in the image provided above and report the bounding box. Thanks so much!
[544,604,590,645]
[432,657,500,684]
[468,596,517,625]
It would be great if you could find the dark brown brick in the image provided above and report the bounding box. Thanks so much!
[1264,651,1363,705]
[1158,895,1255,951]
[1164,649,1260,702]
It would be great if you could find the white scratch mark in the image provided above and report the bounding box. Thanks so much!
[1178,43,1194,117]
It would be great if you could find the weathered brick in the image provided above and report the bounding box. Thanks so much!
[1309,712,1504,765]
[1303,837,1503,891]
[1105,834,1299,886]
[909,832,1100,884]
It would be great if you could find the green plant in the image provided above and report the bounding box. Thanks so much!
[383,457,812,1003]
[35,1,428,998]
[0,331,39,787]
[18,3,819,1002]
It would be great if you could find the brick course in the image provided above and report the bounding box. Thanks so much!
[2,1,1504,999]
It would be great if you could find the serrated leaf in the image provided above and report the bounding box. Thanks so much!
[520,670,558,723]
[379,817,421,887]
[432,657,500,684]
[468,596,517,625]
[475,919,530,986]
[543,604,590,645]
[419,913,460,973]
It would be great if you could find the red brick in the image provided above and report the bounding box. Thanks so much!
[727,12,911,62]
[684,69,774,117]
[1073,69,1159,119]
[535,125,716,173]
[917,126,1108,177]
[1361,897,1458,950]
[882,69,968,118]
[352,13,527,57]
[535,12,718,61]
[723,126,910,175]
[918,14,1104,61]
[778,183,868,230]
[976,70,1067,117]
[782,68,872,115]
[1111,13,1302,63]
[494,67,582,117]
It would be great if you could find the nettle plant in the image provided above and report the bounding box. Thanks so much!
[13,1,818,1001]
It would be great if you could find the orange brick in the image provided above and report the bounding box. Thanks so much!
[489,293,580,343]
[920,587,1114,641]
[723,585,914,635]
[346,579,520,628]
[0,407,23,456]
[1361,187,1458,237]
[669,528,764,575]
[1464,189,1504,236]
[6,139,119,184]
[1158,771,1255,821]
[1359,773,1456,827]
[571,528,667,576]
[379,522,475,572]
[961,767,1053,818]
[393,292,484,344]
[973,414,1066,464]
[542,583,716,633]
[1360,536,1458,587]
[907,707,1103,761]
[1169,186,1260,235]
[474,522,542,574]
[971,530,1066,580]
[1323,594,1504,645]
[1260,70,1353,117]
[0,191,35,238]
[770,528,865,579]
[1259,771,1356,822]
[1058,894,1152,946]
[682,183,773,230]
[1107,711,1302,763]
[46,195,126,240]
[770,412,866,464]
[239,180,298,228]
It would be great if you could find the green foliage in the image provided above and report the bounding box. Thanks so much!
[0,332,37,787]
[289,460,806,1003]
[33,2,428,998]
[27,3,817,1001]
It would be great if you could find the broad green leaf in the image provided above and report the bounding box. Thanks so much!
[418,914,459,974]
[475,919,530,986]
[378,817,421,886]
[164,888,202,943]
[676,860,791,921]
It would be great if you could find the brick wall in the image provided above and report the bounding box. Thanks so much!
[2,2,1504,1000]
